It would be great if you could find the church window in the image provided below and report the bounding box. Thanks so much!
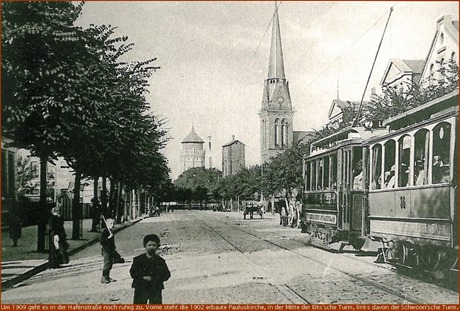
[280,120,285,148]
[275,119,280,146]
[284,123,289,147]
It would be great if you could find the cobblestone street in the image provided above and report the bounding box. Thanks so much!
[2,211,458,304]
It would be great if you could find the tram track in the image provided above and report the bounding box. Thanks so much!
[191,215,311,304]
[193,213,433,304]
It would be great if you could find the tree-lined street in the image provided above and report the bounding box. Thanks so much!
[2,211,457,304]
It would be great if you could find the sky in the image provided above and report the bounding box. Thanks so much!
[76,1,459,180]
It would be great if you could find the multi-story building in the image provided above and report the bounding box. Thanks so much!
[222,135,245,177]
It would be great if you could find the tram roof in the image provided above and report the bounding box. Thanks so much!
[383,88,459,130]
[307,127,384,158]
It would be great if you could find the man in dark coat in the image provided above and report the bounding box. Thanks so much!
[48,207,69,268]
[130,234,171,304]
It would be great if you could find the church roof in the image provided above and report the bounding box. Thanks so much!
[267,2,285,79]
[181,126,204,144]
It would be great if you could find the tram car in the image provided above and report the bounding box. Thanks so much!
[363,88,458,278]
[301,126,385,250]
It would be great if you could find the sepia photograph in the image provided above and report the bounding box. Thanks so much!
[1,0,459,305]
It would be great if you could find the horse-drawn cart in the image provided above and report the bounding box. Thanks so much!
[243,201,263,219]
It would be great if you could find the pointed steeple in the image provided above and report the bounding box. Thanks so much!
[268,2,285,79]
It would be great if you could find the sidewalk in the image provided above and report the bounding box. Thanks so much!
[1,216,145,291]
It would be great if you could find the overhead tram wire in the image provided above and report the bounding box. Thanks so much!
[352,6,394,127]
[303,4,397,91]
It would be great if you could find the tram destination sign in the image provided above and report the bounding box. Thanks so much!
[306,212,337,225]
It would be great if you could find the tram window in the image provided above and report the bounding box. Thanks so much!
[324,157,330,189]
[311,161,317,191]
[352,148,363,190]
[305,161,311,191]
[330,154,337,189]
[383,140,396,189]
[318,159,324,190]
[371,144,382,190]
[432,122,451,184]
[398,135,411,187]
[414,129,429,186]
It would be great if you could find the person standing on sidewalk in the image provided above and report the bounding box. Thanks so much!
[48,207,70,269]
[9,213,22,247]
[100,217,118,284]
[130,234,171,304]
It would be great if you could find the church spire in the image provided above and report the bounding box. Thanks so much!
[268,1,285,79]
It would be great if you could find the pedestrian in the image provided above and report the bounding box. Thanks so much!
[90,198,101,232]
[100,217,118,284]
[48,207,70,269]
[9,212,22,247]
[130,234,171,304]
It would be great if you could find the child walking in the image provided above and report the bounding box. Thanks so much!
[130,234,171,304]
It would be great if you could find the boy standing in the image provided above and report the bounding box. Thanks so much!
[130,234,171,304]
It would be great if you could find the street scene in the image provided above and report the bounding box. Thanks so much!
[1,1,459,307]
[2,210,458,304]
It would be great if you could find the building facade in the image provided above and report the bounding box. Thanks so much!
[419,15,458,87]
[259,3,294,164]
[222,135,246,177]
[180,126,206,175]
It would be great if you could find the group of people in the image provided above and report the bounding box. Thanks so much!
[365,155,450,190]
[46,206,170,304]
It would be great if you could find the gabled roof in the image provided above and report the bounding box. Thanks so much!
[380,58,425,86]
[327,99,362,120]
[181,126,204,144]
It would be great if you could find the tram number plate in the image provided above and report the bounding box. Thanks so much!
[306,213,336,225]
[370,219,451,240]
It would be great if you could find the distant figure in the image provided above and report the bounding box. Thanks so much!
[9,213,22,247]
[48,207,69,269]
[130,234,171,304]
[100,217,120,284]
[90,198,102,232]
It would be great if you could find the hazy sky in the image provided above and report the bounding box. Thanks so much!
[76,1,458,180]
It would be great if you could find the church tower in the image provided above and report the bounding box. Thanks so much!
[259,2,294,164]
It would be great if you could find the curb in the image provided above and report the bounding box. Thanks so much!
[1,217,145,292]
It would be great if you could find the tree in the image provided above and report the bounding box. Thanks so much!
[2,1,88,250]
